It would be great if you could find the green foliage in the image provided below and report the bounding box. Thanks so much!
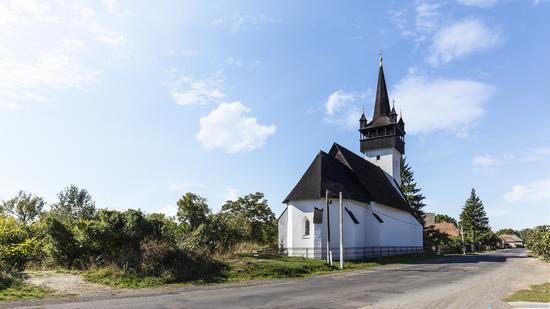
[518,228,532,241]
[400,157,426,224]
[0,272,51,301]
[459,188,490,246]
[435,214,457,226]
[0,186,282,288]
[177,193,210,229]
[505,283,550,302]
[84,265,170,288]
[495,228,519,236]
[0,191,45,224]
[43,215,81,268]
[0,216,43,270]
[50,185,96,221]
[523,225,550,261]
[221,192,277,244]
[228,256,332,280]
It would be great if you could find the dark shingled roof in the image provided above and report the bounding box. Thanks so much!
[283,143,411,214]
[372,65,391,120]
[365,61,396,128]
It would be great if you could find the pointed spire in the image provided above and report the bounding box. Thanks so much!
[359,104,367,128]
[379,49,383,67]
[372,52,391,120]
[391,99,396,113]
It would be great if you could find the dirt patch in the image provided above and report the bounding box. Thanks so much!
[23,271,126,297]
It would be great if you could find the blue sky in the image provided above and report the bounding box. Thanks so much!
[0,0,549,230]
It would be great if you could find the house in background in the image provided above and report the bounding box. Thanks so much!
[499,234,523,248]
[278,56,423,260]
[424,213,460,238]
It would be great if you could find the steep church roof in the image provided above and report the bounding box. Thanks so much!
[283,143,411,213]
[368,55,393,127]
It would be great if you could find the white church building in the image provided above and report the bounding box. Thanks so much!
[278,56,423,260]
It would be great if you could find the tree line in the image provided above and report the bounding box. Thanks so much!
[0,185,277,282]
[400,157,500,252]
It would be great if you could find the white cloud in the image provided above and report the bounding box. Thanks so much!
[523,147,550,162]
[473,155,499,167]
[168,71,225,106]
[392,74,495,135]
[472,147,550,168]
[89,24,126,46]
[0,1,124,109]
[226,57,243,67]
[428,19,499,66]
[416,2,441,34]
[387,1,441,42]
[324,90,368,130]
[224,187,239,201]
[503,178,550,203]
[211,13,277,33]
[457,0,498,8]
[196,102,276,153]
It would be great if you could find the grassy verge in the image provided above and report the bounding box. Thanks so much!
[504,283,550,303]
[0,273,51,301]
[84,254,435,288]
[84,266,172,288]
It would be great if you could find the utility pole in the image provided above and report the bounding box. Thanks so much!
[460,224,465,255]
[325,189,331,264]
[339,191,344,270]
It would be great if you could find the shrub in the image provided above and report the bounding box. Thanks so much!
[140,239,173,276]
[524,225,550,261]
[0,216,43,270]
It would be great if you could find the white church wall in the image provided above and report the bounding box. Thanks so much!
[370,202,423,247]
[284,199,423,258]
[287,201,317,250]
[364,148,402,186]
[277,207,288,249]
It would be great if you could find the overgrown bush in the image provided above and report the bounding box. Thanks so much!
[1,186,279,284]
[0,216,43,270]
[524,225,550,261]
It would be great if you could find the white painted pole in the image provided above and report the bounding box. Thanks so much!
[339,191,344,270]
[325,189,330,264]
[461,224,466,255]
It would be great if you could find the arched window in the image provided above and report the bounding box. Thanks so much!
[304,218,310,236]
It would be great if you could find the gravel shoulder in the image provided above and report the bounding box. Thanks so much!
[22,271,126,297]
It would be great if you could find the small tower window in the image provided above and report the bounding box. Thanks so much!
[376,155,380,160]
[304,218,310,236]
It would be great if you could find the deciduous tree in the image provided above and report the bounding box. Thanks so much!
[176,193,210,230]
[0,191,45,224]
[51,185,96,221]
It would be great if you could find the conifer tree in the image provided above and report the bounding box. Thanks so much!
[400,157,426,224]
[459,188,489,247]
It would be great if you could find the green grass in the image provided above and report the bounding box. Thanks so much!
[505,283,550,302]
[83,266,171,288]
[84,254,435,288]
[0,273,51,301]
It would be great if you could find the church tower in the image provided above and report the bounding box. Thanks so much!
[359,54,405,186]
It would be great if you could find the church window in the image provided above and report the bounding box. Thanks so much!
[345,207,359,224]
[372,213,384,223]
[304,218,310,236]
[376,155,380,160]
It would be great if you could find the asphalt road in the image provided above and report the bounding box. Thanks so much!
[3,249,549,309]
